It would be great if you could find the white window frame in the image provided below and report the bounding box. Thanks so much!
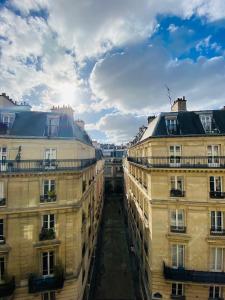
[0,219,4,243]
[171,244,185,268]
[166,118,177,134]
[208,145,220,167]
[42,251,55,277]
[171,282,184,296]
[42,214,55,229]
[42,291,56,300]
[44,149,57,169]
[210,247,223,272]
[171,176,184,191]
[171,209,185,229]
[210,176,222,192]
[209,286,222,299]
[211,211,224,232]
[0,147,7,172]
[200,114,212,133]
[169,145,181,166]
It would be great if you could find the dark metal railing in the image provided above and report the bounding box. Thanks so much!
[0,276,15,297]
[28,266,64,293]
[40,194,57,203]
[127,156,225,169]
[170,189,185,197]
[209,191,225,199]
[171,295,186,300]
[164,263,225,284]
[170,226,186,233]
[210,228,225,236]
[0,158,96,174]
[0,198,6,206]
[39,228,56,241]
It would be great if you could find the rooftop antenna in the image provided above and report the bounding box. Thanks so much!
[165,84,172,108]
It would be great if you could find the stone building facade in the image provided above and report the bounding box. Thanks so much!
[124,98,225,300]
[0,105,104,300]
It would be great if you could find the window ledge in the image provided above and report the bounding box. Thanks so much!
[0,243,11,253]
[166,233,191,242]
[33,239,61,249]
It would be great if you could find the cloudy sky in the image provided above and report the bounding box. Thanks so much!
[1,0,225,143]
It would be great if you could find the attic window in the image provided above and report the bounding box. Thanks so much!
[200,114,212,133]
[1,113,15,129]
[165,117,177,134]
[46,116,59,137]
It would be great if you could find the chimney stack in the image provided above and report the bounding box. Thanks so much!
[171,96,187,112]
[147,115,156,124]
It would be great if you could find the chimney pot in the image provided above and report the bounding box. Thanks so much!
[171,97,187,112]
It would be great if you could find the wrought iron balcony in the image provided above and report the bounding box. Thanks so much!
[170,189,185,197]
[28,266,64,293]
[40,194,57,203]
[209,191,225,199]
[164,263,225,284]
[39,228,56,241]
[210,228,225,236]
[0,158,97,174]
[0,276,15,297]
[127,156,225,169]
[171,295,186,300]
[0,198,6,206]
[208,298,224,300]
[170,226,186,233]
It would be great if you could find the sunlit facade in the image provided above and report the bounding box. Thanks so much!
[124,98,225,300]
[0,101,104,300]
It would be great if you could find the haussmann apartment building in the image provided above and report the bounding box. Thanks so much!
[124,97,225,300]
[0,93,104,300]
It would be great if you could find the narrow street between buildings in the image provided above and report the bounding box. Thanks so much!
[90,193,138,300]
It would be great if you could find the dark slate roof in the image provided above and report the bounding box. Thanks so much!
[95,149,103,160]
[0,110,93,145]
[140,110,225,142]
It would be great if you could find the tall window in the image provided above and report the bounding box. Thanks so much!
[208,145,220,167]
[42,292,56,300]
[0,219,4,243]
[44,149,57,169]
[171,283,184,297]
[209,286,222,299]
[171,209,185,231]
[200,114,212,133]
[170,176,184,197]
[171,244,184,268]
[0,182,5,206]
[210,176,223,198]
[1,113,15,129]
[169,145,181,166]
[43,214,55,229]
[0,147,7,171]
[42,180,56,202]
[210,248,223,271]
[0,257,5,282]
[42,251,54,276]
[166,118,177,134]
[47,117,59,137]
[211,211,224,232]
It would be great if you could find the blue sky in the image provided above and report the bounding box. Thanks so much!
[0,0,225,143]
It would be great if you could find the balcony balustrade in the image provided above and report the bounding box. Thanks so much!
[170,189,185,197]
[127,156,225,169]
[0,158,96,174]
[171,295,186,300]
[209,191,225,199]
[28,266,64,293]
[0,276,15,297]
[164,263,225,284]
[170,226,186,233]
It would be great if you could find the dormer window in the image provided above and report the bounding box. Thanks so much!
[46,116,59,137]
[1,113,15,129]
[200,114,212,133]
[165,117,177,134]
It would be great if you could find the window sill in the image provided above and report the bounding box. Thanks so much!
[33,239,61,249]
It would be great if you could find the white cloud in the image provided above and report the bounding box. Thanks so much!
[90,45,225,113]
[96,113,146,143]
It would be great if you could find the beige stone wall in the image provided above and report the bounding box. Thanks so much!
[124,135,225,300]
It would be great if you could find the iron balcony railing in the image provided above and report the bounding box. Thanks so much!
[39,228,56,241]
[28,266,64,293]
[209,191,225,199]
[210,228,225,236]
[164,263,225,284]
[171,295,186,300]
[170,226,186,233]
[127,156,225,169]
[170,189,185,197]
[0,158,96,174]
[40,194,57,203]
[0,198,6,206]
[0,276,15,297]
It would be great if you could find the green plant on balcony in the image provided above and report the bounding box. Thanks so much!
[47,190,56,198]
[39,227,55,241]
